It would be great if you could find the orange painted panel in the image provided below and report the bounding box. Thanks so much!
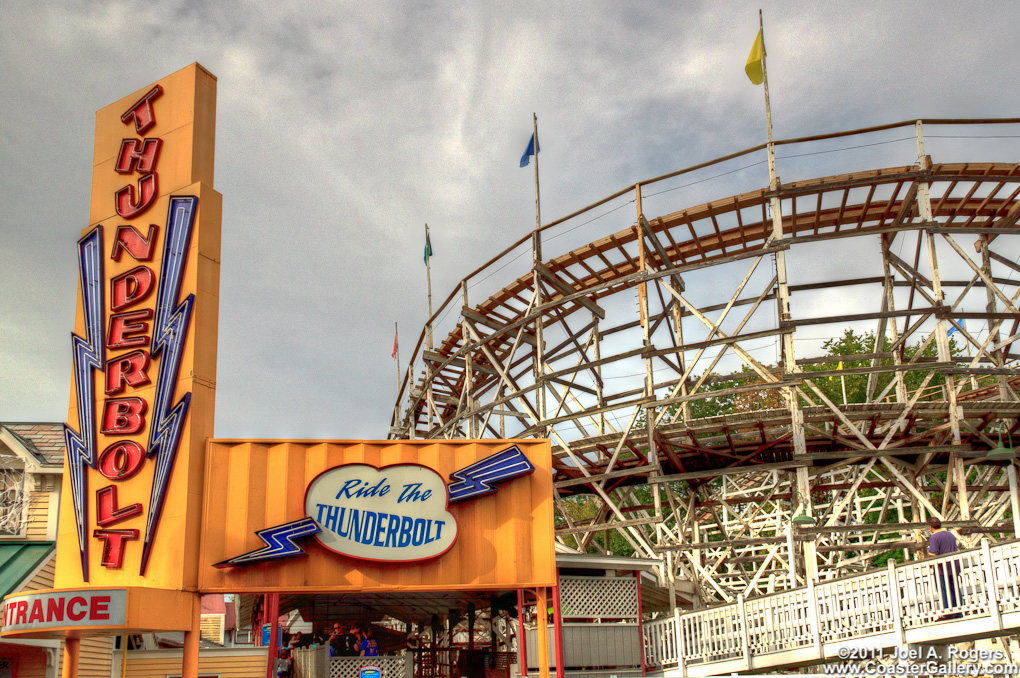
[199,440,556,593]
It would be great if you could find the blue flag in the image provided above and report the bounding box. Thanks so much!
[520,132,540,167]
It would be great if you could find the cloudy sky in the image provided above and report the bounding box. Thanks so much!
[2,1,1019,439]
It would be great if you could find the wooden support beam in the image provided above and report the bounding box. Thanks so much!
[535,262,605,319]
[554,464,659,489]
[461,307,538,346]
[639,215,686,291]
[423,351,498,376]
[779,306,948,328]
[555,514,662,536]
[650,460,809,483]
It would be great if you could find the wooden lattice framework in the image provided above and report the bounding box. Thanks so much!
[390,119,1020,607]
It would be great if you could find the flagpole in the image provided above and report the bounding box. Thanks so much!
[394,320,401,400]
[760,9,777,197]
[531,112,546,426]
[425,223,435,432]
[533,113,542,238]
[425,224,433,351]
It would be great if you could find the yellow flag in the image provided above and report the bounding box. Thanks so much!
[745,29,766,85]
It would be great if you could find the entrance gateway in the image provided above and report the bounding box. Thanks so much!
[0,64,558,678]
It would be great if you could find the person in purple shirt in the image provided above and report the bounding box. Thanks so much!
[927,517,962,618]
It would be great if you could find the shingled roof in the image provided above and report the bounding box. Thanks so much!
[1,424,65,466]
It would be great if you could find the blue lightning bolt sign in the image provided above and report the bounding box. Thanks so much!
[447,445,535,502]
[213,518,321,568]
[217,445,535,567]
[140,195,197,576]
[63,227,105,582]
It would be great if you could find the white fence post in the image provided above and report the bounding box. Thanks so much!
[982,539,1003,631]
[676,608,687,678]
[807,578,821,657]
[738,594,751,671]
[887,559,905,646]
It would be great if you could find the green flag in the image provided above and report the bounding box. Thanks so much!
[424,231,433,264]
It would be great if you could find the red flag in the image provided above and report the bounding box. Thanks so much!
[391,330,398,359]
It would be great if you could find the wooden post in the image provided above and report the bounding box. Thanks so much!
[737,593,751,671]
[786,524,796,588]
[551,583,565,678]
[888,559,906,646]
[676,606,687,678]
[978,234,1011,400]
[264,593,280,678]
[807,578,821,657]
[535,588,551,678]
[916,122,962,452]
[592,315,604,435]
[762,12,812,583]
[461,281,475,438]
[182,594,201,678]
[531,113,546,431]
[982,539,1003,631]
[635,570,647,676]
[797,466,818,580]
[518,589,528,677]
[468,603,476,653]
[1008,464,1020,536]
[636,184,663,543]
[61,637,80,678]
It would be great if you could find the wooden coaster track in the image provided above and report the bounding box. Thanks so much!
[391,119,1020,604]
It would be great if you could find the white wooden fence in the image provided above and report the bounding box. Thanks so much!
[644,539,1020,676]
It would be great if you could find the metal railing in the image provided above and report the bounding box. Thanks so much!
[643,538,1020,675]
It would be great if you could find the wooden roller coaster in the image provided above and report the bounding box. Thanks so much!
[390,118,1020,608]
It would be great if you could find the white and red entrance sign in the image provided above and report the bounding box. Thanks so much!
[305,464,458,562]
[1,590,126,632]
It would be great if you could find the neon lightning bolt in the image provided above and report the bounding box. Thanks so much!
[447,445,535,502]
[213,517,322,568]
[140,195,197,576]
[63,227,105,582]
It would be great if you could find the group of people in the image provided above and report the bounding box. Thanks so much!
[276,625,380,657]
[329,623,379,658]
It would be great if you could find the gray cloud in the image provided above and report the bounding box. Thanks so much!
[2,0,1019,437]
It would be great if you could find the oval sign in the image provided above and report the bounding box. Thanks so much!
[305,464,458,562]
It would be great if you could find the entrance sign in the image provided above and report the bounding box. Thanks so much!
[55,63,221,594]
[306,463,458,561]
[2,590,127,632]
[0,64,223,640]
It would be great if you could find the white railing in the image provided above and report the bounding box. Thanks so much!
[644,614,680,668]
[644,539,1020,676]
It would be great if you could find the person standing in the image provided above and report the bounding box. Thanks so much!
[276,649,292,678]
[360,626,380,657]
[926,516,962,618]
[330,623,358,657]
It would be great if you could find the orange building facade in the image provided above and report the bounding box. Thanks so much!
[0,65,556,678]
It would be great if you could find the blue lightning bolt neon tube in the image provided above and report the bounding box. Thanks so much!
[63,226,105,582]
[214,518,322,568]
[140,196,197,576]
[448,445,535,502]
